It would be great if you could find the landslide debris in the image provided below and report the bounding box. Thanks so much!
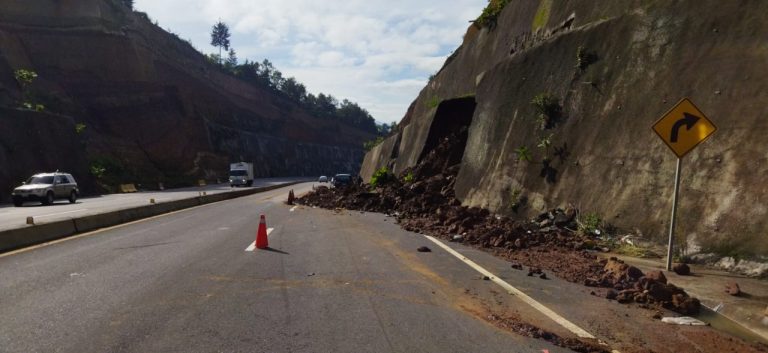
[298,129,701,315]
[486,312,610,353]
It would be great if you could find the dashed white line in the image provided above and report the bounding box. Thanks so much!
[423,235,597,340]
[244,228,274,251]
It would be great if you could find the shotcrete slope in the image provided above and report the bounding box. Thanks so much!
[361,0,768,261]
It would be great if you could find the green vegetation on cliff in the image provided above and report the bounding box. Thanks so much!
[476,0,512,28]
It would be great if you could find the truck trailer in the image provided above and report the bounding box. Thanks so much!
[229,162,254,187]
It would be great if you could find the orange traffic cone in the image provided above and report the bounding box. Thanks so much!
[256,214,269,249]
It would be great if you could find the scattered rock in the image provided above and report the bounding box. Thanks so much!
[527,267,543,277]
[645,270,667,284]
[539,273,548,280]
[724,282,741,296]
[673,263,691,276]
[417,246,432,253]
[514,238,525,249]
[297,127,702,317]
[482,275,491,281]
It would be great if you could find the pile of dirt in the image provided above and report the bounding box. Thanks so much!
[486,312,610,353]
[298,130,700,315]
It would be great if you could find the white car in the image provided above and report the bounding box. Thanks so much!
[11,172,79,206]
[318,176,328,183]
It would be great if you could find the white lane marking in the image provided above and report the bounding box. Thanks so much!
[0,184,306,259]
[245,228,274,251]
[289,206,297,212]
[36,209,90,218]
[423,235,597,340]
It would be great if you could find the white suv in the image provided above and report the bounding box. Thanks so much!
[11,172,79,207]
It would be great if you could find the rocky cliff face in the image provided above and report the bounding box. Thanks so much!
[0,0,373,197]
[361,0,768,260]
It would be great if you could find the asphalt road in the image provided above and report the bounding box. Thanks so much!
[0,183,573,353]
[0,177,309,232]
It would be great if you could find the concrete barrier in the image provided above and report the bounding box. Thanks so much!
[0,181,304,253]
[119,184,138,193]
[0,219,77,253]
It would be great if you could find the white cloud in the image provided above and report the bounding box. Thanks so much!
[134,0,487,124]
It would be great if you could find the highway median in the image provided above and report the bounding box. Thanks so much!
[0,181,302,253]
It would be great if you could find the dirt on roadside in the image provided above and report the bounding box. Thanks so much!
[299,130,701,316]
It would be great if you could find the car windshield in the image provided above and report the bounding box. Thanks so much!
[230,170,247,176]
[335,175,351,181]
[26,176,54,184]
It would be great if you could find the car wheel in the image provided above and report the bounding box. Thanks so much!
[42,191,54,205]
[68,190,77,204]
[13,197,23,207]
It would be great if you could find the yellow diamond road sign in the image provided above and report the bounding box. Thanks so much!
[652,98,716,158]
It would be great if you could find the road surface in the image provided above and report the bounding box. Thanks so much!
[0,183,570,353]
[3,182,751,353]
[0,177,308,232]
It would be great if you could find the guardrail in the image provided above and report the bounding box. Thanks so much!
[0,181,302,253]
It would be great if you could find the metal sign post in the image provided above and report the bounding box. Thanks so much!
[652,98,716,271]
[666,158,682,271]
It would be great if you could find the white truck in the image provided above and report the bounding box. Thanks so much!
[229,162,254,187]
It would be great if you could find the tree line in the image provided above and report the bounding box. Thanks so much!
[209,21,385,135]
[118,2,388,136]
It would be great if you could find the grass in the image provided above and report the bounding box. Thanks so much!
[427,96,441,109]
[577,212,602,235]
[613,243,661,259]
[532,0,553,32]
[370,167,393,187]
[403,171,415,183]
[531,93,562,130]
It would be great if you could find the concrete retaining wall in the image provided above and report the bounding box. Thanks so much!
[0,182,301,253]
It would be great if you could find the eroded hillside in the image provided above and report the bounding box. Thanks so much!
[0,0,375,197]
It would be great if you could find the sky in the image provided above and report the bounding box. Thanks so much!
[133,0,487,124]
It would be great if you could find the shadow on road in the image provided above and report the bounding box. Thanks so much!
[263,247,289,255]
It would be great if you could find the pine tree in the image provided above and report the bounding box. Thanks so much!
[121,0,133,10]
[210,21,231,65]
[225,48,238,68]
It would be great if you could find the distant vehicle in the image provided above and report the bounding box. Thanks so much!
[332,174,352,188]
[11,172,79,207]
[318,176,328,183]
[229,162,254,187]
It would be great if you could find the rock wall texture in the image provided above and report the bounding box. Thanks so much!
[0,0,373,198]
[361,0,768,259]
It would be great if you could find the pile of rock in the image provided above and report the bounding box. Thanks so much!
[589,258,700,315]
[298,129,702,315]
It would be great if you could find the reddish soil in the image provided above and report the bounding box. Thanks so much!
[299,130,701,315]
[485,312,610,353]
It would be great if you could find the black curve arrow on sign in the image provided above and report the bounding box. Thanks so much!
[670,112,700,143]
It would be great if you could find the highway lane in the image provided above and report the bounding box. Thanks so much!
[0,183,569,353]
[0,177,309,232]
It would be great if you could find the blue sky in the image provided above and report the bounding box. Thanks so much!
[133,0,487,124]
